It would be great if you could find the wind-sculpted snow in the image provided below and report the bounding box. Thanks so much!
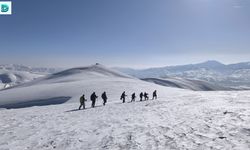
[0,91,249,149]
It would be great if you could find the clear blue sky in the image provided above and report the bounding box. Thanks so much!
[0,0,250,68]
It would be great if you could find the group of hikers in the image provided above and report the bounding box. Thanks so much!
[79,90,157,110]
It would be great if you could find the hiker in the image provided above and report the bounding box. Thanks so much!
[131,93,136,102]
[101,92,108,106]
[120,91,127,103]
[152,90,157,100]
[79,94,87,110]
[90,92,98,108]
[144,92,149,100]
[139,92,143,101]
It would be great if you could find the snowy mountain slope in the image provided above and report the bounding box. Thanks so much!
[0,90,249,149]
[114,60,250,88]
[0,64,249,149]
[142,77,234,91]
[0,64,62,90]
[0,64,184,109]
[0,70,44,90]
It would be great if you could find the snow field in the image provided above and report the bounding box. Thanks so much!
[0,91,249,150]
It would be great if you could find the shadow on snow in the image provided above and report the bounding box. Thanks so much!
[65,105,103,112]
[0,96,71,109]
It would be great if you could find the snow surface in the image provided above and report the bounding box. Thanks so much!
[0,64,249,149]
[0,91,249,149]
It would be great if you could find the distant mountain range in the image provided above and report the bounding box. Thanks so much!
[0,64,62,90]
[114,60,250,88]
[0,64,62,74]
[1,61,250,91]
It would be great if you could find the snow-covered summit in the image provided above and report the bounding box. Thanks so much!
[0,64,181,109]
[46,63,133,80]
[195,60,225,69]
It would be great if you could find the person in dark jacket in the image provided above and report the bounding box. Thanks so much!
[152,90,157,100]
[79,94,87,110]
[144,92,149,100]
[131,93,136,102]
[101,92,107,106]
[90,92,98,108]
[120,91,127,103]
[139,92,143,101]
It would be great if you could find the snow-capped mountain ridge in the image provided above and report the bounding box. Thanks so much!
[142,77,235,91]
[0,70,44,90]
[114,60,250,88]
[0,64,62,74]
[10,64,134,88]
